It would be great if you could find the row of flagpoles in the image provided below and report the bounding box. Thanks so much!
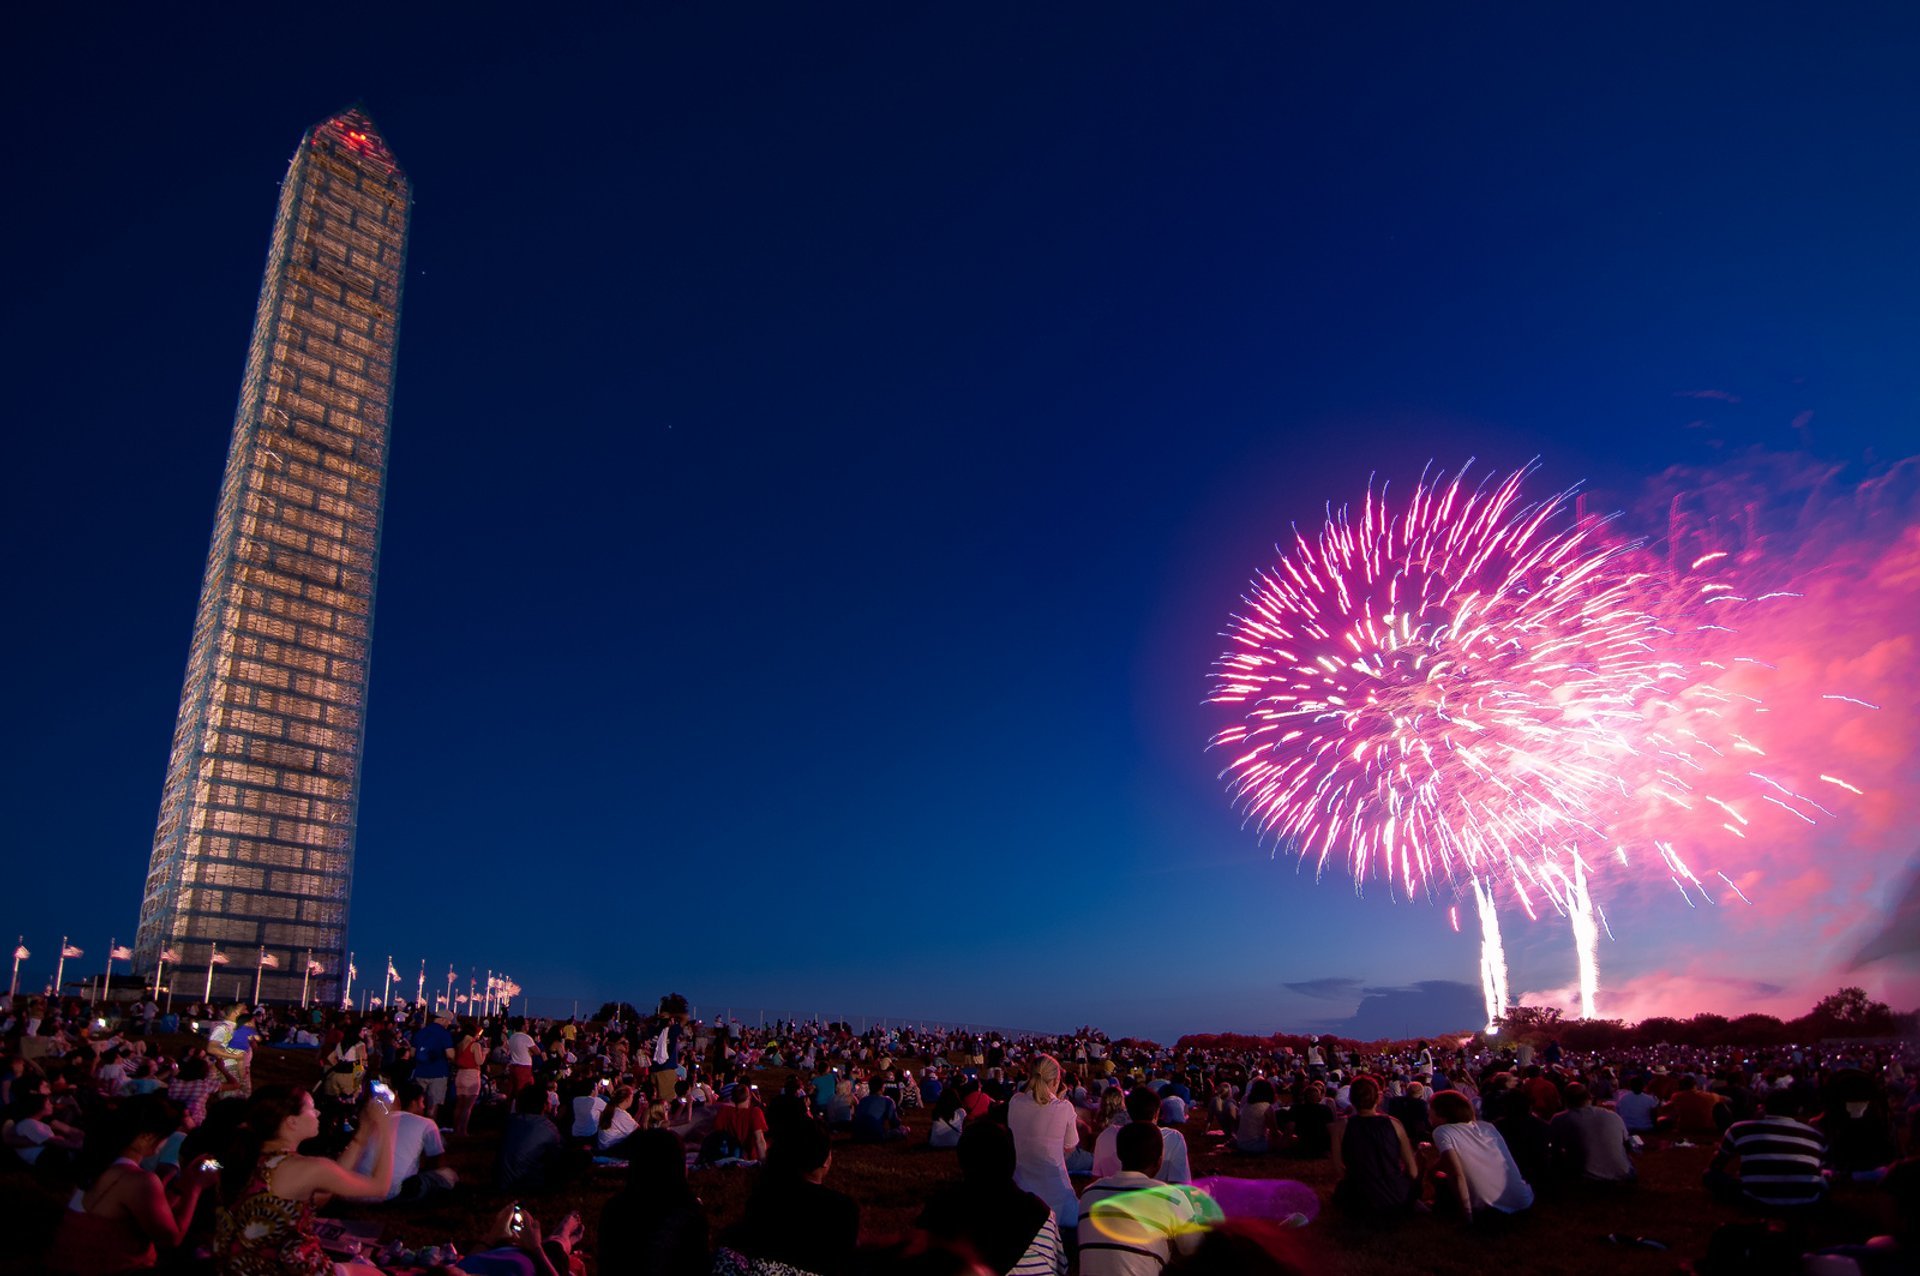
[10,936,524,1018]
[10,936,127,1004]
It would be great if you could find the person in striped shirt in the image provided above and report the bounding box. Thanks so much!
[1704,1089,1828,1211]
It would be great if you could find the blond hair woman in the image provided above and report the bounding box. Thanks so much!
[1007,1054,1081,1243]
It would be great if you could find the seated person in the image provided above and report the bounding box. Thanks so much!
[1660,1075,1725,1137]
[457,1203,584,1276]
[1385,1080,1433,1147]
[4,1087,83,1166]
[1078,1123,1203,1276]
[725,1120,859,1276]
[1430,1089,1534,1222]
[1281,1081,1335,1158]
[569,1083,608,1139]
[1548,1083,1635,1184]
[599,1131,709,1276]
[1092,1085,1191,1184]
[851,1075,907,1143]
[1815,1070,1899,1177]
[825,1079,856,1130]
[1207,1081,1239,1135]
[927,1085,966,1149]
[1233,1080,1276,1154]
[764,1078,812,1142]
[49,1094,215,1273]
[1615,1074,1659,1136]
[1493,1087,1551,1187]
[810,1069,838,1115]
[1705,1089,1829,1211]
[959,1080,994,1124]
[596,1087,644,1158]
[351,1082,457,1201]
[712,1084,770,1161]
[1331,1074,1418,1215]
[917,1122,1066,1276]
[497,1082,565,1191]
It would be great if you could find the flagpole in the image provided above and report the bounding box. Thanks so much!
[416,959,425,1008]
[301,950,312,1009]
[203,946,217,1004]
[155,950,166,1007]
[9,938,22,999]
[54,936,69,1001]
[253,947,265,1004]
[446,968,455,1011]
[484,970,493,1018]
[101,937,114,1006]
[343,951,354,1010]
[382,956,392,1010]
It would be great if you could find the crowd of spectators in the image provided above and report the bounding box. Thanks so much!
[2,987,1917,1275]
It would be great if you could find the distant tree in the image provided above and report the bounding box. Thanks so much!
[1796,986,1896,1038]
[1726,1013,1788,1046]
[1684,1012,1732,1046]
[1558,1018,1629,1051]
[1496,1004,1562,1043]
[593,1001,642,1023]
[1634,1016,1686,1046]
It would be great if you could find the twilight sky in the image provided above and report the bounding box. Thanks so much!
[4,5,1917,1042]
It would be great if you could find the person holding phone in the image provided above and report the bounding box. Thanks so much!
[212,1084,395,1276]
[49,1094,215,1274]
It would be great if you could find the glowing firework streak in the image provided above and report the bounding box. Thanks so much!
[1541,855,1600,1020]
[1473,877,1509,1032]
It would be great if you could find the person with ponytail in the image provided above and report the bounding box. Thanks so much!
[47,1094,213,1274]
[1007,1054,1081,1249]
[596,1085,642,1156]
[212,1083,395,1276]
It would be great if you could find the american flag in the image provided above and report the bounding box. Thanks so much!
[259,952,280,969]
[61,943,84,959]
[307,959,324,975]
[111,946,134,961]
[209,951,230,966]
[160,948,180,963]
[12,945,27,961]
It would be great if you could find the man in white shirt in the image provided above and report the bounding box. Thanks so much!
[505,1019,541,1099]
[1091,1086,1191,1184]
[1079,1123,1203,1276]
[352,1083,456,1201]
[1430,1090,1534,1220]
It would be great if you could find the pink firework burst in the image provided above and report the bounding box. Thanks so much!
[1207,462,1666,895]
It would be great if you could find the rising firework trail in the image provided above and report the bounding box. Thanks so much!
[1208,459,1872,1023]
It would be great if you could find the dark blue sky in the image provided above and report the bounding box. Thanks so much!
[4,5,1916,1040]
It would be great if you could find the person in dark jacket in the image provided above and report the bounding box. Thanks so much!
[597,1129,708,1276]
[726,1119,859,1276]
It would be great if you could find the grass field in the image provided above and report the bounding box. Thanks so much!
[2,1043,1896,1275]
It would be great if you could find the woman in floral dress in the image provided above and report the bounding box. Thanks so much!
[215,1085,395,1276]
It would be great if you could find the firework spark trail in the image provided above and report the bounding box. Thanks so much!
[1541,855,1601,1019]
[1473,877,1509,1031]
[1207,460,1870,1021]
